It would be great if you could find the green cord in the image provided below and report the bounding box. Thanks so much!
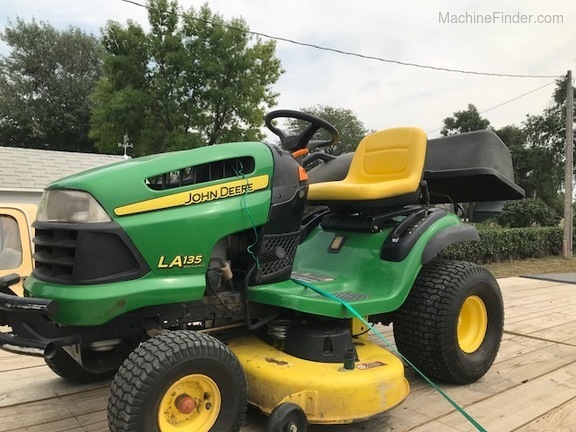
[291,277,487,432]
[233,164,261,269]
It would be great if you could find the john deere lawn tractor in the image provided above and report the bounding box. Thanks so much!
[0,110,524,432]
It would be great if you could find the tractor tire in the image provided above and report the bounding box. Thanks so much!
[45,347,116,383]
[393,260,503,384]
[108,330,247,432]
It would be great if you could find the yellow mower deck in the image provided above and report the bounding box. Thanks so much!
[228,335,409,425]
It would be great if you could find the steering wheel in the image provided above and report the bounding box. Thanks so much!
[265,109,340,153]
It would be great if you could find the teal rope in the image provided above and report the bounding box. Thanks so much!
[291,278,487,432]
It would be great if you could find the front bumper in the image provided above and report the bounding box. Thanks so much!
[0,275,79,355]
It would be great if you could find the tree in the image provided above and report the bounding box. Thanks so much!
[0,19,103,151]
[497,198,560,228]
[441,104,491,136]
[440,103,491,220]
[520,75,575,207]
[521,110,565,203]
[90,0,283,156]
[285,105,369,155]
[494,125,533,195]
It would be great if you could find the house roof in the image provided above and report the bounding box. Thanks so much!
[0,147,126,191]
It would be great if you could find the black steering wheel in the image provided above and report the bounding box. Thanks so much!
[265,109,340,152]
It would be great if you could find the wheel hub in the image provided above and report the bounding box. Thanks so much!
[175,394,197,414]
[457,295,488,353]
[158,373,221,431]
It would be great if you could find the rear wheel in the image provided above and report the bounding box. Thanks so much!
[107,330,247,432]
[393,260,503,384]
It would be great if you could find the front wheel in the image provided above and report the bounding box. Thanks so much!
[393,260,504,384]
[107,331,247,432]
[267,403,308,432]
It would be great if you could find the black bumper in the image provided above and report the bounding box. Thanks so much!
[0,274,79,354]
[0,290,58,315]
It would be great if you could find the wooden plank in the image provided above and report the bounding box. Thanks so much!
[382,340,576,431]
[498,277,560,292]
[515,396,576,431]
[523,318,576,345]
[504,295,576,319]
[0,348,15,358]
[6,411,107,432]
[504,291,576,314]
[503,288,576,306]
[409,363,576,432]
[506,309,576,335]
[0,388,109,431]
[501,279,573,295]
[0,354,45,372]
[0,365,109,408]
[406,332,565,394]
[1,278,576,432]
[504,287,576,305]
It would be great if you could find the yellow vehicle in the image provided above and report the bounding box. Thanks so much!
[0,204,36,296]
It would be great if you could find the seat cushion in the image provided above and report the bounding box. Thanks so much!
[307,127,427,202]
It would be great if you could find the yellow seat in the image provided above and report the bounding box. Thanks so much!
[307,127,427,206]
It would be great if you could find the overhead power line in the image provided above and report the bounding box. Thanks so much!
[478,81,557,115]
[120,0,561,79]
[426,80,557,134]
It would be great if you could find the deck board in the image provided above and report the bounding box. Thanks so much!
[2,277,576,431]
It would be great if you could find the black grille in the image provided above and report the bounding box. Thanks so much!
[33,228,77,283]
[256,231,300,283]
[32,222,149,285]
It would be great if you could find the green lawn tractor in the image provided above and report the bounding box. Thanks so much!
[0,110,524,432]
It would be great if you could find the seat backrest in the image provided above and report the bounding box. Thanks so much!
[344,127,427,197]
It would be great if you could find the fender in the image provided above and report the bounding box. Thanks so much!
[421,224,479,264]
[380,208,447,262]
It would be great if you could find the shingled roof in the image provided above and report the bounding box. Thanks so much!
[0,147,126,191]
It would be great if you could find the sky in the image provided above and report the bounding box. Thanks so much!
[1,0,575,140]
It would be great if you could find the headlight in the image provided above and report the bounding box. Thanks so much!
[37,190,111,223]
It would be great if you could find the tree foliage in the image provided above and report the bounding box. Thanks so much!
[284,105,369,155]
[444,76,574,212]
[90,0,283,156]
[0,18,103,151]
[521,75,575,204]
[521,107,566,204]
[441,103,491,136]
[496,198,560,228]
[494,125,534,194]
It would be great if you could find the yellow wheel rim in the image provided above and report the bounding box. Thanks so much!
[157,374,221,432]
[457,295,488,353]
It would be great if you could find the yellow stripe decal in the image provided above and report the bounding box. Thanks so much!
[115,174,269,216]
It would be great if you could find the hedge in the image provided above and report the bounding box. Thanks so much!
[438,226,565,264]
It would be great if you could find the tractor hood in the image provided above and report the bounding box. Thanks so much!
[44,142,274,216]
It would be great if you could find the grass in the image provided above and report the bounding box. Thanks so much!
[484,255,576,278]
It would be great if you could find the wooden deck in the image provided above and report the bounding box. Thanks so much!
[2,276,576,431]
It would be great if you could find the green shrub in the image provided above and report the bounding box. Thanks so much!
[497,198,560,228]
[438,226,564,264]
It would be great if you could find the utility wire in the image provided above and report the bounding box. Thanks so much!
[478,80,557,115]
[426,80,557,134]
[120,0,560,79]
